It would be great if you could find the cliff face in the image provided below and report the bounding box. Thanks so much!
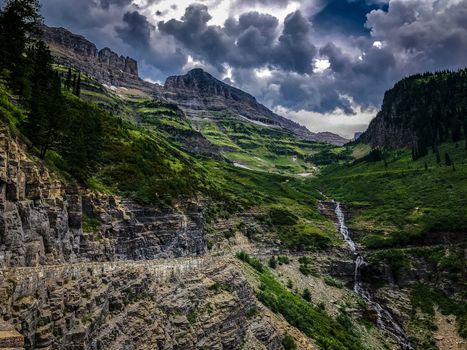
[42,26,348,145]
[0,124,205,268]
[359,93,417,149]
[42,26,156,92]
[0,122,290,349]
[0,258,283,350]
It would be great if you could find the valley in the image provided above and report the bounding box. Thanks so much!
[0,3,466,350]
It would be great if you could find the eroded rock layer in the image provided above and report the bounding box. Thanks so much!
[0,258,283,350]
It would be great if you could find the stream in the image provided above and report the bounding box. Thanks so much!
[334,202,413,350]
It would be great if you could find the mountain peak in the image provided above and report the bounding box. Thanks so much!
[186,68,207,76]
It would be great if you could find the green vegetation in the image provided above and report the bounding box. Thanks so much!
[324,276,344,289]
[410,284,467,338]
[373,70,467,159]
[187,310,198,324]
[236,251,264,273]
[82,214,100,233]
[314,143,467,249]
[198,115,342,175]
[281,334,297,350]
[298,256,315,276]
[237,252,366,350]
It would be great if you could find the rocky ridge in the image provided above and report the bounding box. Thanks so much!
[0,124,206,268]
[42,25,348,146]
[163,68,348,145]
[0,121,295,349]
[42,26,158,93]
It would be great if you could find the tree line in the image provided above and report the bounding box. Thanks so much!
[0,0,100,178]
[385,70,467,160]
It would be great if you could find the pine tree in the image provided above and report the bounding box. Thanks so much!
[22,41,65,158]
[0,0,43,94]
[74,71,81,97]
[435,145,441,164]
[445,152,452,167]
[65,67,72,90]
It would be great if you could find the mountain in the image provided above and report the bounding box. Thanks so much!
[1,6,466,350]
[42,25,348,146]
[360,70,467,155]
[42,26,159,93]
[163,68,348,145]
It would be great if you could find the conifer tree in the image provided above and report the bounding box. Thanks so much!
[74,71,81,97]
[445,152,452,167]
[0,0,42,94]
[302,288,311,302]
[65,67,72,90]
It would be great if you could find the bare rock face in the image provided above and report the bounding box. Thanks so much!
[0,123,288,350]
[41,26,157,92]
[0,124,205,268]
[0,258,283,350]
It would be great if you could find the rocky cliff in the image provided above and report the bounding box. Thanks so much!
[0,258,285,350]
[164,69,348,145]
[42,26,157,93]
[0,121,295,349]
[0,124,206,268]
[42,25,348,146]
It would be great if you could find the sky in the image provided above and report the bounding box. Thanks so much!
[30,0,467,138]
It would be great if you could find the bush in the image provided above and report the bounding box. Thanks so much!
[302,288,312,302]
[269,206,299,226]
[282,334,297,350]
[236,251,264,272]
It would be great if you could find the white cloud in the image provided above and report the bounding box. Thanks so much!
[255,67,273,78]
[313,58,330,73]
[274,104,377,139]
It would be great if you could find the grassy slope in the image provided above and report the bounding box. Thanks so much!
[314,143,467,248]
[237,253,367,350]
[311,142,467,345]
[197,115,345,176]
[2,77,339,249]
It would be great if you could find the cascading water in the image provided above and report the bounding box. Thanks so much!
[334,202,413,350]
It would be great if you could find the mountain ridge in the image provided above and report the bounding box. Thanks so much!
[360,69,467,155]
[42,25,348,145]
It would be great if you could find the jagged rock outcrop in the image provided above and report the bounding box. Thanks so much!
[0,124,205,268]
[164,69,348,145]
[42,26,157,93]
[0,258,284,350]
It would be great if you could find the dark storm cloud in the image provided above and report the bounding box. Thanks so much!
[158,6,316,73]
[116,11,154,49]
[99,0,133,10]
[366,0,467,71]
[274,10,316,73]
[36,0,467,124]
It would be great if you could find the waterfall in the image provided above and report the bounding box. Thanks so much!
[334,202,413,350]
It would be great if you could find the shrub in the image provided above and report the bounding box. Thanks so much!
[282,334,297,350]
[302,288,312,302]
[235,251,264,272]
[269,206,299,226]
